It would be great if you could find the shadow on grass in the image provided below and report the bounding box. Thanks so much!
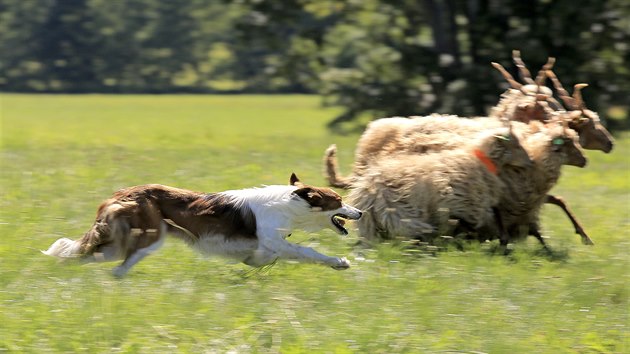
[483,241,571,263]
[354,235,572,264]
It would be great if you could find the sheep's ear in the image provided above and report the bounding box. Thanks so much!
[570,112,589,125]
[290,173,301,186]
[494,134,510,141]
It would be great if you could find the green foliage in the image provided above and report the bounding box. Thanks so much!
[238,0,630,128]
[1,94,628,352]
[0,0,245,92]
[1,1,628,130]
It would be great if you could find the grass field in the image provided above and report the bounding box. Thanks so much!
[1,94,628,353]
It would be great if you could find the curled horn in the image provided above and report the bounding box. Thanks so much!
[546,69,576,110]
[546,97,564,110]
[572,83,588,109]
[535,57,556,86]
[512,50,535,85]
[492,62,522,89]
[537,100,557,123]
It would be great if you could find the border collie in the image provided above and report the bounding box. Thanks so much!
[43,174,362,277]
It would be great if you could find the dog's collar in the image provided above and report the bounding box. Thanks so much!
[473,149,498,175]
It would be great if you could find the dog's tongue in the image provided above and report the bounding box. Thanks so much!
[337,218,346,226]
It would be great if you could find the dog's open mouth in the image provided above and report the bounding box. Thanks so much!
[332,214,349,235]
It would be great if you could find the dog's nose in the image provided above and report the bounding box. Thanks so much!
[357,211,363,219]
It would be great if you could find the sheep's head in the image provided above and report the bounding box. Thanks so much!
[546,70,614,153]
[546,121,587,168]
[567,109,614,153]
[485,125,533,169]
[491,89,551,124]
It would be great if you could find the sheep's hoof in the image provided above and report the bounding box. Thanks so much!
[581,235,595,246]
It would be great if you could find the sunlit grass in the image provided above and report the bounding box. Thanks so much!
[1,94,628,352]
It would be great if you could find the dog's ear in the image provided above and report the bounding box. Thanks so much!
[290,173,302,186]
[292,187,322,204]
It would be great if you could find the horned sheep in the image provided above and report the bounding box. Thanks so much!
[330,112,589,244]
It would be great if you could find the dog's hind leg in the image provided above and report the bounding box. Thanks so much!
[81,243,121,263]
[112,222,167,277]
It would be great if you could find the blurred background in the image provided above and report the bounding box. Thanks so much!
[1,0,628,130]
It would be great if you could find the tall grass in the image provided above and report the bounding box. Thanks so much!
[1,94,628,353]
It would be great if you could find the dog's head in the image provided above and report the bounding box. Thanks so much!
[289,173,362,235]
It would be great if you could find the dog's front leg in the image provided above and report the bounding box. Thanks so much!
[260,237,350,270]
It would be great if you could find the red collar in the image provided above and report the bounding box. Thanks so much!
[473,149,498,175]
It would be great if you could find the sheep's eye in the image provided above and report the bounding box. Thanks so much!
[552,138,565,146]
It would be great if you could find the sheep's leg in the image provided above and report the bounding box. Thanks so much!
[528,223,549,249]
[545,194,594,245]
[453,219,480,240]
[492,207,510,248]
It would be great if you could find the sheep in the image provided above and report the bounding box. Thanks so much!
[496,117,590,245]
[347,125,533,244]
[489,54,613,241]
[327,112,593,244]
[330,112,591,245]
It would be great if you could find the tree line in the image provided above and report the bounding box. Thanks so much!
[1,0,628,129]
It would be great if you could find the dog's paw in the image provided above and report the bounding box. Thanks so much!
[112,266,128,278]
[331,257,350,270]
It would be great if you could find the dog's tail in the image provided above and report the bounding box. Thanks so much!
[42,237,82,258]
[42,201,132,259]
[324,144,353,189]
[42,221,107,259]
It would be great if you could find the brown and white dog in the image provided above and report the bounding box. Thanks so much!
[43,174,362,277]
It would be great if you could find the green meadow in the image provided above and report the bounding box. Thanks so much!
[1,94,628,353]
